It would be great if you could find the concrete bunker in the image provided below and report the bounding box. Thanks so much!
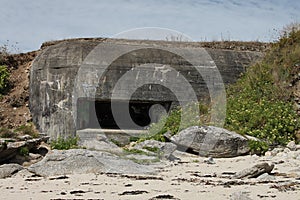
[29,38,263,140]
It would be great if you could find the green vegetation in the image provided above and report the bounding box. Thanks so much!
[15,123,39,138]
[0,65,9,96]
[225,28,300,151]
[50,136,79,150]
[18,146,29,156]
[247,140,269,155]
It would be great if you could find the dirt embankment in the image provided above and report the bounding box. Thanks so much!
[0,51,39,129]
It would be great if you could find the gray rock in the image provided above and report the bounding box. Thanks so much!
[0,164,23,179]
[231,191,252,200]
[170,126,250,158]
[256,173,276,181]
[233,162,274,179]
[204,157,216,164]
[284,148,291,153]
[133,140,177,160]
[264,151,272,157]
[286,141,296,151]
[28,149,155,176]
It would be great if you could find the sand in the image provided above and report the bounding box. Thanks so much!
[0,151,299,200]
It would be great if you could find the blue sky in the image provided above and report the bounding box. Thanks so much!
[0,0,299,52]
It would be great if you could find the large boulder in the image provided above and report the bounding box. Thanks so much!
[28,149,155,176]
[170,126,250,158]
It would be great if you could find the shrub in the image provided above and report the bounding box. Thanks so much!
[225,28,300,150]
[50,136,79,150]
[0,65,9,95]
[248,140,269,155]
[19,146,29,156]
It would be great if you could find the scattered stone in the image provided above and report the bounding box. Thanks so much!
[0,164,23,179]
[233,162,274,179]
[271,148,283,156]
[283,148,291,153]
[231,191,252,200]
[170,126,250,158]
[287,141,296,151]
[264,151,272,157]
[204,157,216,164]
[256,173,276,181]
[276,152,287,157]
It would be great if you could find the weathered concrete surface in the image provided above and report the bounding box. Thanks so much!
[30,38,263,138]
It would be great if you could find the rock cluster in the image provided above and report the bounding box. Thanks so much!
[0,135,49,164]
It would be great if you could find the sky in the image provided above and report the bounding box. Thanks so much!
[0,0,299,52]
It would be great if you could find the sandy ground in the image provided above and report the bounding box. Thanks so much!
[0,151,299,200]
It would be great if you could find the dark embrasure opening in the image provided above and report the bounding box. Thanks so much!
[77,98,171,130]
